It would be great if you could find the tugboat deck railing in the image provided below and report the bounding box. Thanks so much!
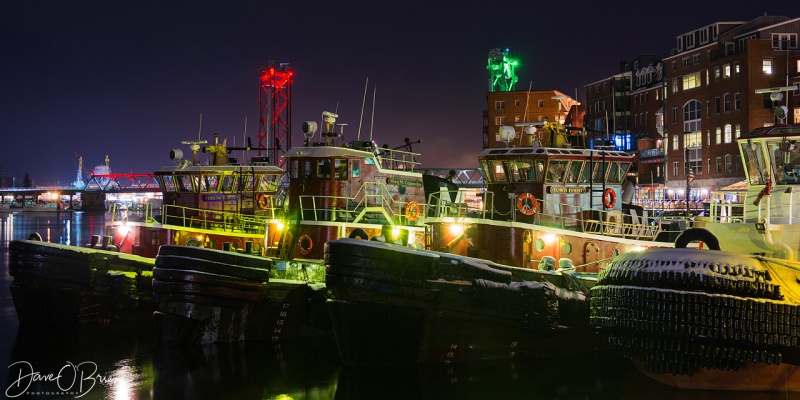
[427,190,686,242]
[298,181,424,226]
[157,204,275,234]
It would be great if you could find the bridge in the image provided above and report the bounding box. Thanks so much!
[0,173,159,211]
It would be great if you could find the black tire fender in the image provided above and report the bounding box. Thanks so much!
[674,228,721,251]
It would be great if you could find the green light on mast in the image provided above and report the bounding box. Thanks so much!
[487,48,519,92]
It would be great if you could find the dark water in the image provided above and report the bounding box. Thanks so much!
[1,211,796,399]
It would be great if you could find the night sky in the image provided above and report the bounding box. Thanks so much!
[1,1,794,186]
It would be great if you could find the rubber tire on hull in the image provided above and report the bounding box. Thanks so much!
[156,245,270,270]
[155,254,271,282]
[673,228,721,251]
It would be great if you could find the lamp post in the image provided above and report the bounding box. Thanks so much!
[685,147,691,220]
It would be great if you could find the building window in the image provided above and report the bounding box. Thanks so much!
[672,107,678,123]
[772,33,798,50]
[734,93,740,110]
[684,132,702,148]
[692,54,700,64]
[672,60,677,70]
[707,130,711,146]
[683,72,701,90]
[763,59,773,74]
[725,154,732,174]
[682,57,690,68]
[724,124,732,143]
[673,161,679,177]
[715,127,722,144]
[672,79,678,93]
[735,155,742,173]
[495,101,505,110]
[734,62,740,75]
[672,135,678,150]
[735,124,741,138]
[496,116,505,125]
[514,116,521,122]
[538,100,543,107]
[714,96,721,114]
[724,93,731,112]
[514,100,520,106]
[714,67,720,80]
[716,157,722,174]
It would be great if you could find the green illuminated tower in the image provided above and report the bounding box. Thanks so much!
[487,48,519,92]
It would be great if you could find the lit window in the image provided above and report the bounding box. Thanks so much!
[724,124,732,143]
[723,64,731,78]
[716,127,721,144]
[682,72,701,89]
[763,59,773,74]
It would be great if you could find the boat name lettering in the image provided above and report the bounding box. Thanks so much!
[386,178,422,188]
[203,194,239,202]
[548,187,587,194]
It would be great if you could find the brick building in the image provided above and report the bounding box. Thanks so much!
[484,90,580,149]
[583,15,800,203]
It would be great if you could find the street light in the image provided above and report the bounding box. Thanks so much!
[685,147,691,219]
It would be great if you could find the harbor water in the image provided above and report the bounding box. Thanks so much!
[1,211,797,399]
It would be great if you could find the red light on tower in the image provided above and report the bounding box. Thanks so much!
[258,61,292,167]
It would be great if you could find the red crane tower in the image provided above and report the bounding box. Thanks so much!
[258,61,293,167]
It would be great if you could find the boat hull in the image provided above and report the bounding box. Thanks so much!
[325,238,599,367]
[8,239,156,326]
[591,247,800,391]
[152,245,330,344]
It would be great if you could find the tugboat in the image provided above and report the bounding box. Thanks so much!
[590,246,800,391]
[151,112,429,343]
[589,124,800,391]
[324,238,597,367]
[422,121,677,274]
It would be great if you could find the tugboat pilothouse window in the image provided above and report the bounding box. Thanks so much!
[488,160,507,182]
[317,159,331,179]
[592,162,608,183]
[258,175,278,191]
[201,175,220,192]
[769,141,800,185]
[334,159,348,180]
[741,141,765,185]
[607,162,630,183]
[510,160,533,181]
[242,175,255,191]
[292,160,299,179]
[178,175,194,192]
[303,160,313,179]
[566,161,583,183]
[221,175,234,192]
[352,160,360,178]
[545,160,569,183]
[161,176,176,192]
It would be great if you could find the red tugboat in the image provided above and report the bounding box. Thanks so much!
[425,121,678,274]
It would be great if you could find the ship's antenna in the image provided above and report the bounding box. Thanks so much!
[198,113,203,141]
[242,116,248,163]
[519,81,532,146]
[369,85,376,141]
[358,78,368,140]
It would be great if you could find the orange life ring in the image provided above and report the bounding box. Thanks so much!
[516,193,539,216]
[405,202,420,221]
[257,194,270,209]
[298,235,313,255]
[603,188,617,208]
